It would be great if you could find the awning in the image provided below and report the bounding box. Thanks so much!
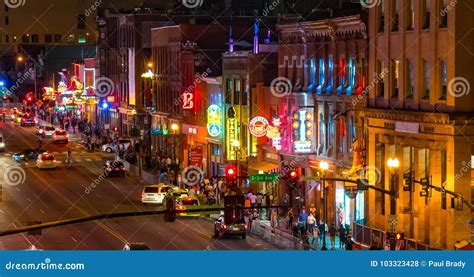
[248,161,280,173]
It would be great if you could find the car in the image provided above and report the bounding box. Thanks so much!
[214,214,247,239]
[42,126,56,137]
[0,133,5,151]
[36,126,46,135]
[12,148,44,161]
[104,160,126,178]
[36,152,58,169]
[102,139,132,153]
[20,115,35,126]
[141,184,172,204]
[176,195,201,217]
[52,130,68,143]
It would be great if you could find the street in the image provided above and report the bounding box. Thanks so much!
[0,121,276,250]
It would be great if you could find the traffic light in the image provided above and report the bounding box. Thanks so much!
[357,179,369,191]
[403,172,413,191]
[288,169,299,182]
[420,177,430,197]
[225,165,237,182]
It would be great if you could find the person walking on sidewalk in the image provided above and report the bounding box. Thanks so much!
[328,224,337,250]
[298,206,307,232]
[307,212,316,244]
[287,208,294,230]
[338,225,347,249]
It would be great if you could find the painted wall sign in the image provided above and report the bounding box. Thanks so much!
[248,116,269,137]
[292,110,313,153]
[207,104,222,137]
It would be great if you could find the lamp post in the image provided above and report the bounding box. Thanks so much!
[171,123,179,186]
[231,140,240,189]
[319,160,329,250]
[387,157,400,250]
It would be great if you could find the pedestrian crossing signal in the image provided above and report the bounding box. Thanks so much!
[420,177,430,197]
[403,172,413,191]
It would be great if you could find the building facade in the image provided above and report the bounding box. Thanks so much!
[362,0,474,249]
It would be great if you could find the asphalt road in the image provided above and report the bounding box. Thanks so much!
[0,120,276,250]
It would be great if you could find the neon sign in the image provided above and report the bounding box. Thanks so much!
[182,92,194,110]
[227,118,237,160]
[267,118,282,150]
[207,104,222,137]
[248,116,269,137]
[292,110,313,153]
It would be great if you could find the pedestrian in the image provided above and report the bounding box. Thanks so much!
[312,221,319,245]
[247,192,257,207]
[256,193,263,216]
[339,225,346,249]
[328,223,337,250]
[287,208,294,230]
[282,193,290,218]
[307,212,316,243]
[298,206,307,232]
[318,221,326,244]
[345,236,353,250]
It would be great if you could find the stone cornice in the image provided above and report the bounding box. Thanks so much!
[360,108,474,125]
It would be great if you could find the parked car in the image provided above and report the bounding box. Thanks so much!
[102,139,132,153]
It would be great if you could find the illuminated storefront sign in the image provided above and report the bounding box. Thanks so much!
[267,118,282,150]
[182,92,194,110]
[292,110,313,153]
[248,116,269,137]
[207,104,222,137]
[227,118,237,160]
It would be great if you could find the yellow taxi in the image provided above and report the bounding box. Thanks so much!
[36,152,58,169]
[176,195,201,217]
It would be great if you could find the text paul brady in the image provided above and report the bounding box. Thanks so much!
[428,260,465,268]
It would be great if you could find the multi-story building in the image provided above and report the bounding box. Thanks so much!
[275,15,368,226]
[361,0,474,249]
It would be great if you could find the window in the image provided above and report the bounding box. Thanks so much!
[423,60,430,99]
[241,79,248,106]
[5,35,8,43]
[378,1,385,33]
[4,5,8,12]
[54,34,61,43]
[392,60,399,98]
[67,34,75,43]
[407,60,414,98]
[4,16,8,25]
[407,0,415,30]
[439,0,448,28]
[317,58,325,94]
[21,35,29,43]
[377,60,385,97]
[423,0,430,29]
[77,15,86,29]
[347,58,356,94]
[337,58,346,94]
[309,58,316,89]
[225,78,232,104]
[233,79,240,105]
[375,143,386,215]
[31,34,39,43]
[78,35,86,43]
[441,150,447,209]
[439,60,447,100]
[392,0,399,32]
[44,34,52,43]
[327,58,334,93]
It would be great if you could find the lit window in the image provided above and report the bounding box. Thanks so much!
[309,58,316,89]
[317,58,325,94]
[67,34,75,43]
[439,60,447,100]
[347,58,356,94]
[423,60,430,99]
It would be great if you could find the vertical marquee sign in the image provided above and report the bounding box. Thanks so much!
[226,107,237,160]
[207,104,222,137]
[292,109,313,153]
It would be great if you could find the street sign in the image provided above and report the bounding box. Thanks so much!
[249,173,279,183]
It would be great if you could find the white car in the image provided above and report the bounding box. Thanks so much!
[102,139,132,153]
[42,126,56,137]
[141,184,172,204]
[52,130,68,144]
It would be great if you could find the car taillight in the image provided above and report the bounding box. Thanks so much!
[53,135,57,138]
[141,193,145,198]
[223,224,227,229]
[177,205,184,210]
[21,118,25,122]
[66,134,69,138]
[37,160,43,163]
[244,224,248,229]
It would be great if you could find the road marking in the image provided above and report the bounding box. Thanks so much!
[86,158,92,162]
[24,162,29,166]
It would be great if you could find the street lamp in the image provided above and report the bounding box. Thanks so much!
[386,157,400,250]
[319,160,329,250]
[170,123,179,185]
